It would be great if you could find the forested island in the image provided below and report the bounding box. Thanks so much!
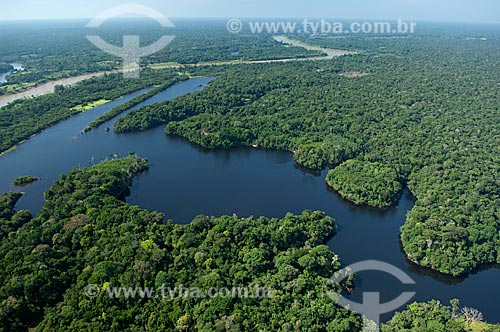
[4,27,496,277]
[12,175,39,186]
[1,157,497,331]
[326,160,402,208]
[113,32,500,277]
[1,18,500,330]
[84,76,189,131]
[0,69,185,153]
[0,157,363,330]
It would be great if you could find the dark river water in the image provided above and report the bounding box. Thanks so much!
[0,78,499,323]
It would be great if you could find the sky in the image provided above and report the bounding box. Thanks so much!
[0,0,499,23]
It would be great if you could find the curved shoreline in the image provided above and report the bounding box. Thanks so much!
[0,37,355,108]
[163,133,500,281]
[1,76,499,324]
[0,71,116,108]
[272,35,357,58]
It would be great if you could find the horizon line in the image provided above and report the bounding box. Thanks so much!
[0,17,499,25]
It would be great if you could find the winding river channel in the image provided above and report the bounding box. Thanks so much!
[0,78,499,323]
[0,36,351,108]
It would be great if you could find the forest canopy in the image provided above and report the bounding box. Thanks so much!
[326,160,403,208]
[115,30,500,277]
[0,21,500,330]
[0,69,186,154]
[12,175,39,186]
[0,157,363,331]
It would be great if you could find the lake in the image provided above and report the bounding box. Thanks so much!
[0,77,498,323]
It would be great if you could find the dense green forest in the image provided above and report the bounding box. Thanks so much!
[115,29,500,277]
[12,175,39,186]
[382,300,500,332]
[0,69,185,153]
[1,20,500,329]
[0,20,320,94]
[0,157,365,331]
[84,76,188,131]
[1,157,497,330]
[0,192,31,241]
[326,160,402,208]
[382,300,466,332]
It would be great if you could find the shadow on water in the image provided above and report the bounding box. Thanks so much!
[0,77,499,323]
[293,163,323,177]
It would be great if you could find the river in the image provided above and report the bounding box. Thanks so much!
[0,71,113,108]
[0,78,498,323]
[0,37,354,108]
[0,62,24,84]
[272,35,356,58]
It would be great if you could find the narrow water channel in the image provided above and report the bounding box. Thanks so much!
[0,77,498,323]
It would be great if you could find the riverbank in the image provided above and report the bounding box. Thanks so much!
[273,35,358,58]
[1,77,499,323]
[13,175,39,186]
[0,62,23,83]
[0,71,116,108]
[0,37,355,108]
